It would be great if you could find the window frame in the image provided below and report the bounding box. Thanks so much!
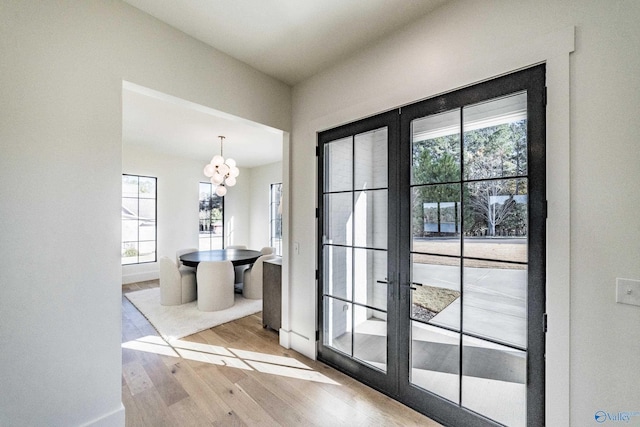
[199,182,225,250]
[270,182,283,256]
[121,174,157,265]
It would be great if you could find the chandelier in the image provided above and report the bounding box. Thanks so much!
[203,135,240,197]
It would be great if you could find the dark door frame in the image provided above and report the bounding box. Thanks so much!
[317,109,401,394]
[317,64,546,427]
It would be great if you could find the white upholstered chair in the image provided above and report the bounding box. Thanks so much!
[242,253,275,299]
[227,244,248,290]
[159,256,197,306]
[176,247,198,272]
[260,246,275,255]
[196,260,235,311]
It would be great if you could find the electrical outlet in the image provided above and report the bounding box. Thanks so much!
[616,278,640,307]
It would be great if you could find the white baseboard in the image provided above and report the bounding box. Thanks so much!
[279,329,291,348]
[281,329,315,360]
[122,271,159,285]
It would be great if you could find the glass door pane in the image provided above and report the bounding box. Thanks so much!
[410,108,463,402]
[458,92,529,426]
[320,124,391,375]
[461,335,526,426]
[401,66,545,427]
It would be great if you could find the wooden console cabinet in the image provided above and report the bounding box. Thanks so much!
[262,257,282,331]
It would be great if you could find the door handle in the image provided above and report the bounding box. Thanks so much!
[377,279,423,289]
[401,281,423,291]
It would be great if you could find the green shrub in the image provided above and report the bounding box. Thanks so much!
[123,247,139,257]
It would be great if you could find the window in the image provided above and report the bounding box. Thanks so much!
[270,183,283,255]
[199,182,224,250]
[122,174,157,265]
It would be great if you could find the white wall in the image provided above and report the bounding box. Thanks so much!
[248,161,283,250]
[0,1,290,425]
[222,167,252,249]
[288,1,640,426]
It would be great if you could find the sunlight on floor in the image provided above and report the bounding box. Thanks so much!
[122,335,180,357]
[122,335,340,385]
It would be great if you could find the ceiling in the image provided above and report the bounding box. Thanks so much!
[122,0,448,85]
[123,82,283,168]
[122,0,449,168]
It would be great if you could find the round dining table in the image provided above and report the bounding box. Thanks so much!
[179,248,262,268]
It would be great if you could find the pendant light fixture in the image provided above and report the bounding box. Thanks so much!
[203,135,240,197]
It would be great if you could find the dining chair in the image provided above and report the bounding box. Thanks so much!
[242,253,275,299]
[260,246,276,255]
[196,260,235,311]
[227,244,248,290]
[176,247,198,272]
[159,256,197,306]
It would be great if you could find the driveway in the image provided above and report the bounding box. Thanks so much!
[412,262,527,348]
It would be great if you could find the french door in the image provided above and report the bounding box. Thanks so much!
[318,65,546,426]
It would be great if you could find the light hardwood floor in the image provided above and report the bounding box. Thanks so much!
[122,281,442,426]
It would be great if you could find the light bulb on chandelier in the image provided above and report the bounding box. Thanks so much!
[215,185,227,197]
[203,135,240,196]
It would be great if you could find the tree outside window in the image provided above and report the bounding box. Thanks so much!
[199,182,224,250]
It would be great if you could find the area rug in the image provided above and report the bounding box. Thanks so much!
[125,287,262,340]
